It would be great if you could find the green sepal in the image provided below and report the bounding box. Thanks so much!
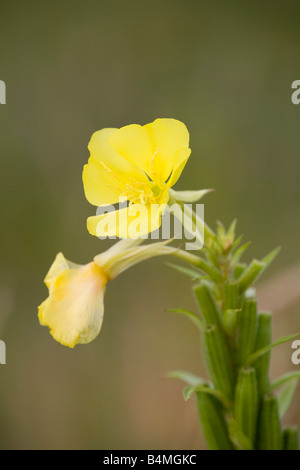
[234,367,258,444]
[169,188,213,203]
[233,263,247,279]
[196,390,233,450]
[257,393,282,450]
[237,247,280,294]
[282,427,299,450]
[223,309,240,337]
[254,312,272,397]
[202,324,235,399]
[223,280,239,310]
[193,283,221,326]
[237,298,257,365]
[237,260,264,293]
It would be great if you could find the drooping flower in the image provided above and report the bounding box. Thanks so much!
[38,239,178,348]
[38,253,107,348]
[82,118,192,238]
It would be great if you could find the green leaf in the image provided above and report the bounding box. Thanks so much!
[228,417,253,450]
[247,332,300,366]
[231,241,252,265]
[231,234,244,251]
[166,308,205,331]
[260,246,281,272]
[165,262,201,280]
[278,378,299,419]
[270,371,300,392]
[227,219,237,239]
[166,370,208,386]
[183,385,232,408]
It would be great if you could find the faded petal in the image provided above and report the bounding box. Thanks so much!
[38,254,107,348]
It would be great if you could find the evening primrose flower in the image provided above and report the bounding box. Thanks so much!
[38,239,179,348]
[83,118,192,238]
[38,253,107,348]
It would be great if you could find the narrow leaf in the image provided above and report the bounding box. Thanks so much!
[231,241,252,265]
[278,378,299,419]
[260,246,281,272]
[270,371,300,392]
[166,370,208,386]
[165,262,201,280]
[247,332,300,366]
[184,385,232,408]
[166,308,205,331]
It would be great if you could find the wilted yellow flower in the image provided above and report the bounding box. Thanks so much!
[83,118,191,237]
[38,239,179,348]
[38,253,107,348]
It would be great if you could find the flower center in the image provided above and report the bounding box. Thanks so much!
[122,180,162,206]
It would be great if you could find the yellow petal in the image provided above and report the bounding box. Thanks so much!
[87,203,165,239]
[88,128,148,181]
[168,147,191,187]
[145,118,190,184]
[82,158,125,206]
[84,128,149,206]
[39,259,107,348]
[109,124,153,177]
[44,252,69,288]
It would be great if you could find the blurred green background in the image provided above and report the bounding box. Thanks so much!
[0,0,300,449]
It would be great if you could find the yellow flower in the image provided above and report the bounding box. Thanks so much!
[38,239,178,348]
[83,118,191,238]
[38,253,107,348]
